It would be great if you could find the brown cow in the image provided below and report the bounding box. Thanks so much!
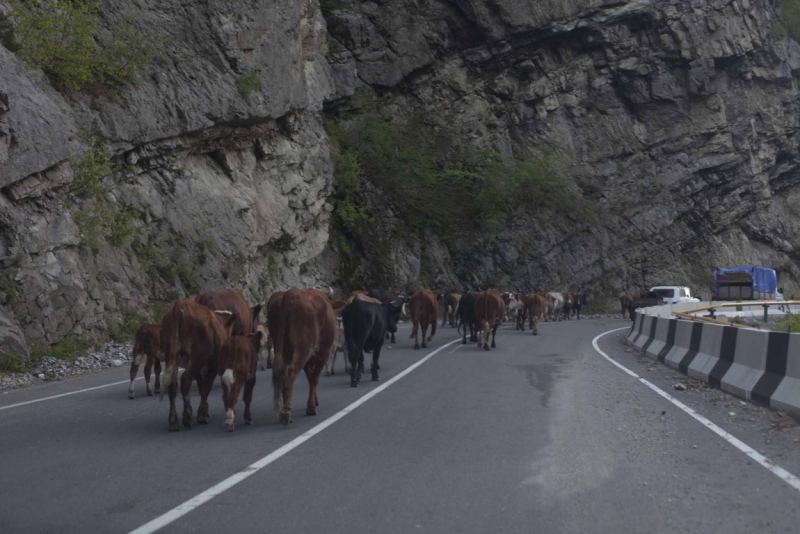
[440,292,462,328]
[521,294,546,335]
[325,327,347,376]
[194,289,262,337]
[128,324,163,399]
[270,288,335,426]
[218,325,267,432]
[475,290,505,350]
[562,293,574,320]
[160,299,237,431]
[620,295,634,318]
[410,289,438,350]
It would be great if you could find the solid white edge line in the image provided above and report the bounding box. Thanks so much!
[592,327,800,493]
[0,377,143,411]
[128,337,463,534]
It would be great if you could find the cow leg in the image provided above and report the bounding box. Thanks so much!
[304,362,324,416]
[421,324,428,349]
[167,373,179,432]
[127,359,139,400]
[482,322,490,351]
[243,376,256,426]
[491,322,499,348]
[413,322,420,350]
[144,355,154,397]
[532,318,539,336]
[279,362,301,425]
[180,370,194,429]
[371,345,382,381]
[224,378,244,432]
[154,359,162,395]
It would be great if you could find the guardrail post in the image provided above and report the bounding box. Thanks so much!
[709,308,716,319]
[763,304,769,323]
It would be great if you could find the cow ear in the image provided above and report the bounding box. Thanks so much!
[251,304,263,321]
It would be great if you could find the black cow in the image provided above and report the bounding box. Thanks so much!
[367,289,406,343]
[342,297,403,387]
[571,293,589,320]
[456,292,479,345]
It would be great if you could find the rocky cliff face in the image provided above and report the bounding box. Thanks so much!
[0,0,799,357]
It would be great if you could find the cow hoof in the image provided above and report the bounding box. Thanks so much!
[128,392,135,400]
[279,412,292,426]
[350,379,359,388]
[422,342,427,349]
[461,339,466,345]
[483,345,490,351]
[147,389,154,397]
[168,423,179,432]
[182,416,194,429]
[371,370,379,381]
[197,415,208,425]
[154,386,160,395]
[225,422,234,432]
[245,419,253,426]
[306,407,317,416]
[414,344,420,350]
[491,342,496,348]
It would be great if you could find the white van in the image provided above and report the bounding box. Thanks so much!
[649,286,700,305]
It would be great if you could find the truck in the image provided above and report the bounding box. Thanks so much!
[713,266,777,301]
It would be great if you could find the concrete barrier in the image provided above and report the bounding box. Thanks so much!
[626,304,800,418]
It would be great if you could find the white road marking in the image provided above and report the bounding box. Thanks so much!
[128,337,462,534]
[0,378,143,411]
[593,327,800,494]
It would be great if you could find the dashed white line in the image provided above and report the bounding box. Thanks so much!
[593,327,800,494]
[128,337,462,534]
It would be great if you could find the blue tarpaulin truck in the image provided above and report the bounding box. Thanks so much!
[713,266,777,301]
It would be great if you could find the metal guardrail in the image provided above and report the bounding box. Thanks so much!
[672,301,800,329]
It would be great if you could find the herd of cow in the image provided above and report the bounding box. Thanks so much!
[126,287,589,432]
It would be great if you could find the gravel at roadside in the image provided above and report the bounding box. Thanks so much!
[0,341,134,393]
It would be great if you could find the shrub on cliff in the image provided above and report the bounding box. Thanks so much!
[778,0,800,41]
[328,113,593,245]
[8,0,164,92]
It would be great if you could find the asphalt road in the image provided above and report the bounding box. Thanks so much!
[1,318,800,534]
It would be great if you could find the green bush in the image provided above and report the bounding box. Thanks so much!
[0,11,19,52]
[70,138,141,249]
[108,310,148,343]
[778,0,800,41]
[0,350,29,373]
[236,72,262,99]
[9,0,164,93]
[328,113,593,246]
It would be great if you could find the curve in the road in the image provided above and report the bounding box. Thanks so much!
[593,327,800,494]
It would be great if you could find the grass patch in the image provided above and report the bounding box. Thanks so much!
[0,350,30,373]
[7,0,165,93]
[236,72,262,99]
[775,312,800,332]
[29,335,97,363]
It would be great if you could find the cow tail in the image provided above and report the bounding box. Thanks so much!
[274,292,296,414]
[160,306,181,400]
[431,312,437,338]
[132,334,145,367]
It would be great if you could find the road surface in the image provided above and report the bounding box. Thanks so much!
[1,318,799,533]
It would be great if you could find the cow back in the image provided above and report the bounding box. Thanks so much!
[410,290,438,323]
[161,298,233,369]
[475,290,504,323]
[195,289,260,336]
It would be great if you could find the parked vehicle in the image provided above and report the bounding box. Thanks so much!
[713,266,777,301]
[648,286,700,305]
[629,291,665,321]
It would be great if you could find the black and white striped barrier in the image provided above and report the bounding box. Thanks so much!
[628,312,800,417]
